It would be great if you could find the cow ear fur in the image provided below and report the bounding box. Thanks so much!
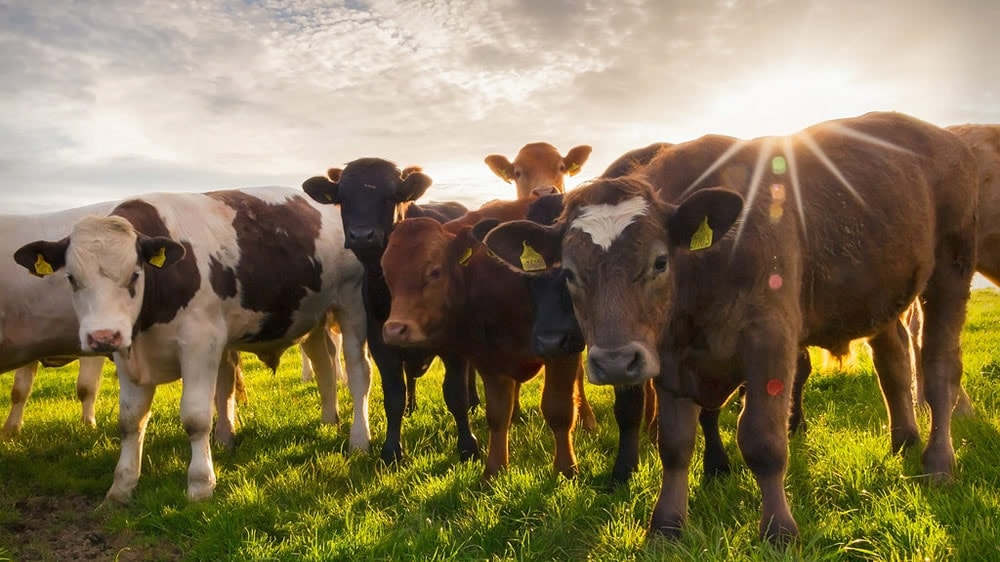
[563,145,592,176]
[14,238,70,277]
[482,220,562,275]
[471,219,500,243]
[667,188,744,251]
[302,175,340,204]
[395,170,432,203]
[484,154,514,183]
[139,236,186,270]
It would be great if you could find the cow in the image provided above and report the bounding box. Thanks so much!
[482,112,977,542]
[381,196,583,479]
[302,159,480,464]
[485,142,597,431]
[13,187,371,502]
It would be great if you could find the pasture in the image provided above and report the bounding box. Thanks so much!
[1,289,998,561]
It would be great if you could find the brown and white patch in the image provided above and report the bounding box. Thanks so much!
[569,196,649,251]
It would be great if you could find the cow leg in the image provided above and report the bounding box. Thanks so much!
[405,372,418,416]
[908,302,974,417]
[3,361,40,437]
[575,362,597,432]
[370,334,407,463]
[301,324,340,426]
[106,364,156,504]
[179,350,222,502]
[338,308,372,452]
[869,320,920,453]
[76,356,105,428]
[610,383,644,485]
[648,389,697,539]
[481,374,517,480]
[699,407,730,479]
[467,366,481,411]
[541,355,579,477]
[213,350,239,451]
[738,338,798,544]
[300,344,314,382]
[441,354,479,461]
[643,378,658,441]
[788,350,811,434]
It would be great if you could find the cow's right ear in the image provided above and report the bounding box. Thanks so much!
[14,239,70,277]
[394,169,432,202]
[482,220,562,275]
[139,236,186,270]
[302,175,340,204]
[484,154,514,183]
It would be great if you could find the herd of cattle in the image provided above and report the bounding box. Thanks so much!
[1,111,998,543]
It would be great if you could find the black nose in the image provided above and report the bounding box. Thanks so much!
[348,227,376,243]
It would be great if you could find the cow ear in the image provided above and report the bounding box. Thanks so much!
[563,145,592,176]
[667,188,744,251]
[14,239,69,277]
[482,220,562,275]
[484,154,514,183]
[140,236,186,269]
[471,218,501,243]
[303,175,340,204]
[395,169,432,202]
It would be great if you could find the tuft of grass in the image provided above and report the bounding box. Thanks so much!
[0,289,998,560]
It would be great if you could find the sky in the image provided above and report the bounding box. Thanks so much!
[1,0,998,217]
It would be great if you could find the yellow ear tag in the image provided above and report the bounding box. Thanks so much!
[149,246,167,268]
[689,217,713,251]
[34,254,54,276]
[458,247,473,266]
[520,241,546,271]
[567,162,580,175]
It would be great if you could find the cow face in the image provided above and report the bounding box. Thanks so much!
[483,177,742,385]
[13,216,184,353]
[381,217,469,348]
[302,158,432,261]
[485,143,592,200]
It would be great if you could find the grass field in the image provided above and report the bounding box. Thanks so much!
[1,289,998,561]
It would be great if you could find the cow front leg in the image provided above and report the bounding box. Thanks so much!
[105,365,156,504]
[648,389,698,539]
[541,355,579,477]
[179,352,222,501]
[441,353,479,461]
[338,307,372,452]
[699,407,730,479]
[370,335,407,463]
[481,374,517,480]
[3,361,39,437]
[575,362,597,432]
[610,383,645,485]
[301,324,340,425]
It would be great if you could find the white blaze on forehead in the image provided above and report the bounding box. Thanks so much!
[569,196,649,251]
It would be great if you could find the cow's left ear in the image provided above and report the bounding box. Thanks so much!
[667,188,744,251]
[563,145,592,176]
[394,168,433,202]
[303,175,340,204]
[14,238,70,277]
[482,220,562,275]
[484,154,514,183]
[139,236,186,269]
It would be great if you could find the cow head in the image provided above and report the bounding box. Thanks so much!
[485,143,592,199]
[13,215,185,353]
[381,217,472,348]
[482,177,743,385]
[302,158,432,262]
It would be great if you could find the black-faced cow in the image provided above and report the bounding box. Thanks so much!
[381,196,582,479]
[484,112,977,542]
[14,187,370,502]
[302,159,480,464]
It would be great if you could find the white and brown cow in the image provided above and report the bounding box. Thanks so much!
[14,187,370,503]
[1,202,118,436]
[484,112,977,543]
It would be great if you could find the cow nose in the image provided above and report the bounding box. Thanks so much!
[587,344,650,384]
[348,227,378,245]
[383,320,410,346]
[87,330,123,352]
[531,185,559,197]
[534,331,570,356]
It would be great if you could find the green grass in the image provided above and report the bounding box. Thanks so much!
[1,290,999,561]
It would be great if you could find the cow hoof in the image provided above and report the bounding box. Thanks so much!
[648,520,684,541]
[458,435,480,461]
[187,482,216,502]
[379,442,404,465]
[320,411,340,426]
[761,519,799,546]
[349,428,371,453]
[557,464,579,479]
[104,486,133,505]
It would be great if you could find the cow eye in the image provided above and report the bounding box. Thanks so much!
[563,267,577,285]
[654,255,668,273]
[66,273,79,292]
[427,267,442,281]
[128,271,141,289]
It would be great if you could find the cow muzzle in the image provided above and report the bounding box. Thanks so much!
[383,320,425,347]
[587,343,658,385]
[86,329,124,353]
[346,226,385,252]
[533,329,586,356]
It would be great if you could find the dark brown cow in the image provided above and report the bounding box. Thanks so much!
[483,112,977,542]
[381,197,582,479]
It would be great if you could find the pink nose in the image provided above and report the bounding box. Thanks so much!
[87,330,123,352]
[382,321,410,345]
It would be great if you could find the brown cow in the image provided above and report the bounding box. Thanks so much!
[485,142,596,431]
[381,197,582,479]
[483,112,977,542]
